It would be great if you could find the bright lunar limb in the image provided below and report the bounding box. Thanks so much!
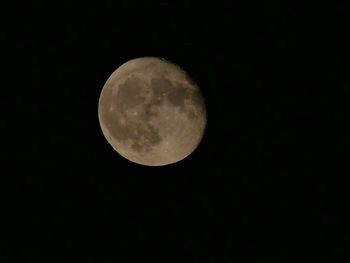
[98,57,207,166]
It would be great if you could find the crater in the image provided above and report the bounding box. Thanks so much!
[138,104,158,122]
[188,88,205,109]
[100,75,163,152]
[101,91,162,151]
[115,76,147,110]
[129,123,162,153]
[184,108,196,120]
[167,86,188,107]
[151,77,173,97]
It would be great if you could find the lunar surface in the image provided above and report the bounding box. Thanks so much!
[98,57,207,166]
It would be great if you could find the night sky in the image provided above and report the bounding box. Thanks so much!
[3,1,350,262]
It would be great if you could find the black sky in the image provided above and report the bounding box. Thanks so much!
[2,1,350,262]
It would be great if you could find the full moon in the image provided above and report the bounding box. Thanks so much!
[98,57,207,166]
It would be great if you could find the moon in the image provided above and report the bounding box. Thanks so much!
[98,57,207,166]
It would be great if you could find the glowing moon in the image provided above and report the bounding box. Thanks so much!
[98,57,207,166]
